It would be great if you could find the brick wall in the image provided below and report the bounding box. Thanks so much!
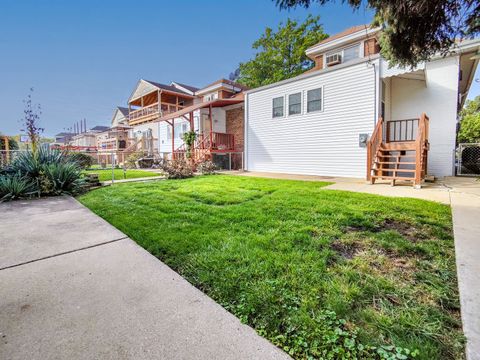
[364,38,380,56]
[226,106,244,152]
[313,54,323,70]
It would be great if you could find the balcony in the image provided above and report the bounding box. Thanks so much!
[129,102,185,125]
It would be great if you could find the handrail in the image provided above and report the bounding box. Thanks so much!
[414,113,429,186]
[366,117,383,182]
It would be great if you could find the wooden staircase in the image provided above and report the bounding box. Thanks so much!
[367,114,429,187]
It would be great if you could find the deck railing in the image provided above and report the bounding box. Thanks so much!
[172,131,235,160]
[385,118,419,142]
[129,102,185,123]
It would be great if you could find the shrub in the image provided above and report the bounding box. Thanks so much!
[126,151,146,169]
[0,174,36,201]
[197,160,217,175]
[0,147,86,201]
[160,158,194,179]
[68,152,94,169]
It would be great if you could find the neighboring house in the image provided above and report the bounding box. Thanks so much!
[126,78,246,168]
[70,125,110,149]
[244,25,480,186]
[54,132,75,145]
[111,107,129,127]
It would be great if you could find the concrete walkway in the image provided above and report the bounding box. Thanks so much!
[237,171,480,359]
[0,196,290,360]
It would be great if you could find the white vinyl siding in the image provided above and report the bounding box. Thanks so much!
[246,60,377,178]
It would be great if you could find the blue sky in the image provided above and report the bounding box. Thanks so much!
[0,0,478,137]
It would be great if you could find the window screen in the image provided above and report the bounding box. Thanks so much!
[288,93,302,115]
[272,97,284,118]
[307,88,322,113]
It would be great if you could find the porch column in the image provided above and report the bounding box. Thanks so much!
[171,118,175,159]
[189,112,194,160]
[209,104,213,149]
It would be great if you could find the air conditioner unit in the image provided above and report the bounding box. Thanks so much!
[326,53,342,66]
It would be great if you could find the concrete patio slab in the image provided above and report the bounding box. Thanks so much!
[0,197,290,360]
[0,196,126,269]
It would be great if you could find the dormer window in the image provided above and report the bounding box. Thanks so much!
[325,43,360,67]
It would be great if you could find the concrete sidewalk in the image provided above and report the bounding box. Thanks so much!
[0,196,290,360]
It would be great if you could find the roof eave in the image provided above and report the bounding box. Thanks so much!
[306,26,382,57]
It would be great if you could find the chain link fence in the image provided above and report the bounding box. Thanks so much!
[457,143,480,176]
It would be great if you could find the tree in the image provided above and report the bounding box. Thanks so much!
[0,135,19,150]
[458,96,480,143]
[236,15,327,88]
[274,0,480,67]
[21,88,43,153]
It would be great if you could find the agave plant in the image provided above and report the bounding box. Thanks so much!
[0,147,86,201]
[0,174,37,201]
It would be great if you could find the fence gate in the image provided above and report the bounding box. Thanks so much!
[457,143,480,176]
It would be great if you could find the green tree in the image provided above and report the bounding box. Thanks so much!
[236,15,327,88]
[458,95,480,143]
[274,0,480,67]
[0,135,19,150]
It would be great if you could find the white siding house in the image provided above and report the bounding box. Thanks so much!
[246,59,377,178]
[245,26,480,180]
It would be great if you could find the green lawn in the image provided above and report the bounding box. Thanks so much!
[78,175,463,359]
[84,168,160,182]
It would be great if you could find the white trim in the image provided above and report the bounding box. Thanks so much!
[306,26,381,57]
[305,86,324,114]
[246,55,379,95]
[195,82,243,96]
[272,95,286,119]
[170,82,196,95]
[287,91,303,117]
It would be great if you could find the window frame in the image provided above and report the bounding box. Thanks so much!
[306,86,324,114]
[325,42,361,67]
[287,92,302,116]
[272,96,285,118]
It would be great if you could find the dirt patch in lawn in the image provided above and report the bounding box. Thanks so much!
[344,219,428,242]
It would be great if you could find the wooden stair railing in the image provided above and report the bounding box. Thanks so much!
[368,114,429,187]
[367,117,383,183]
[414,113,429,186]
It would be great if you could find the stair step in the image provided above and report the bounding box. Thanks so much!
[377,161,416,165]
[373,169,416,173]
[371,175,415,180]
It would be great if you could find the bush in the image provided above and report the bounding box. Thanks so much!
[160,158,194,179]
[197,160,217,175]
[68,152,94,169]
[0,174,36,201]
[0,147,86,201]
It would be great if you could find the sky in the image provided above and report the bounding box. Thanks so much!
[0,0,478,137]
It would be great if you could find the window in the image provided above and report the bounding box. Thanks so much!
[326,43,360,67]
[343,44,360,62]
[204,92,218,102]
[272,96,284,118]
[288,93,302,115]
[307,88,322,113]
[167,122,189,140]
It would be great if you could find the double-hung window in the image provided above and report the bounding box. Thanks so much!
[288,93,302,115]
[307,88,322,113]
[272,96,284,118]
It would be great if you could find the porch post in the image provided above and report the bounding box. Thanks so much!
[209,104,213,149]
[171,118,175,159]
[189,112,194,160]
